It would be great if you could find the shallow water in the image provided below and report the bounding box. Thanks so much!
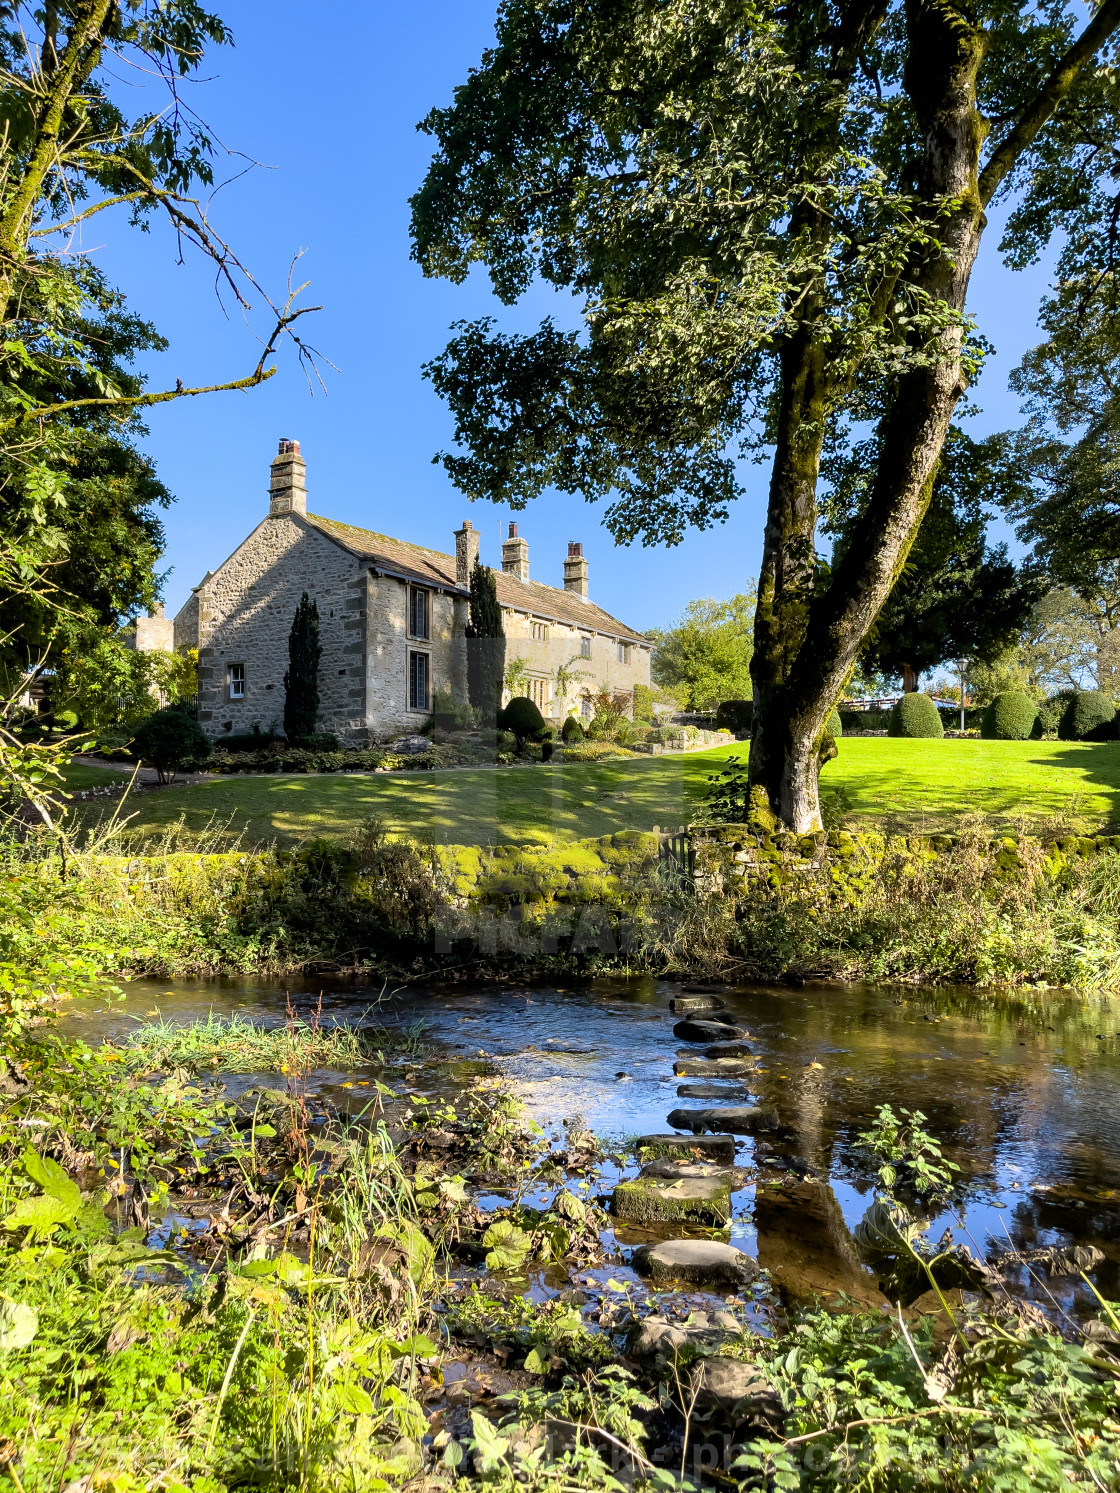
[61,973,1120,1319]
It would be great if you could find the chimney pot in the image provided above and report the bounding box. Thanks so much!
[564,541,589,598]
[270,438,307,517]
[502,523,529,581]
[454,518,481,586]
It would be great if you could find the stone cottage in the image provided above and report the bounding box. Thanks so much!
[173,440,652,742]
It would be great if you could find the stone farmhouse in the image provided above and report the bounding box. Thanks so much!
[173,440,652,743]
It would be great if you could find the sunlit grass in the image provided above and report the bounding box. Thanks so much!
[73,737,1120,847]
[122,1010,425,1072]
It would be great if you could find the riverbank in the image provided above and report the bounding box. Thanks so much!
[2,984,1119,1492]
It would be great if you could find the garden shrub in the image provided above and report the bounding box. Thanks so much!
[1059,690,1117,741]
[826,707,843,739]
[981,691,1040,740]
[221,726,284,753]
[715,699,753,736]
[497,695,547,748]
[1038,692,1073,738]
[131,705,211,783]
[888,693,943,739]
[561,715,585,743]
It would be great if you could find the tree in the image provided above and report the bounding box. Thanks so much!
[648,593,754,712]
[131,703,210,785]
[412,0,1120,830]
[465,557,506,723]
[0,2,318,679]
[284,593,321,742]
[826,426,1041,692]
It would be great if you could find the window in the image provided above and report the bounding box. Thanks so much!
[580,636,592,659]
[409,651,430,711]
[531,620,549,642]
[617,641,631,665]
[528,676,551,712]
[227,663,245,700]
[580,696,592,721]
[409,586,429,640]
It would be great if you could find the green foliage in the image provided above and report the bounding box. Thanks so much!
[715,698,753,736]
[561,714,585,743]
[827,427,1042,682]
[131,704,210,784]
[649,594,754,712]
[888,694,944,739]
[498,695,547,748]
[283,592,321,742]
[631,683,655,723]
[1059,690,1117,742]
[697,754,751,825]
[826,706,843,740]
[982,691,1041,741]
[466,558,505,723]
[856,1103,959,1200]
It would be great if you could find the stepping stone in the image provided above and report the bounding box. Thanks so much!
[640,1158,733,1179]
[676,1083,751,1100]
[690,1358,784,1425]
[632,1238,759,1287]
[667,1104,779,1135]
[669,995,725,1013]
[611,1173,731,1224]
[701,1040,753,1059]
[635,1132,737,1165]
[630,1308,742,1358]
[674,1057,758,1078]
[674,1019,746,1043]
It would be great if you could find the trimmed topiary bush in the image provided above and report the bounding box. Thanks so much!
[1059,690,1117,742]
[826,707,843,739]
[561,715,585,743]
[715,699,753,736]
[981,691,1040,741]
[888,693,944,739]
[132,704,211,784]
[497,695,547,749]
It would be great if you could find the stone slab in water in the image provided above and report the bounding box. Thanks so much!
[639,1158,733,1179]
[667,1104,779,1135]
[676,1082,751,1099]
[611,1173,731,1224]
[635,1132,737,1165]
[673,1019,747,1043]
[632,1238,759,1286]
[674,1057,758,1078]
[669,995,725,1013]
[690,1357,782,1422]
[701,1040,754,1059]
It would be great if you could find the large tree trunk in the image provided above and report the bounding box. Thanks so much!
[750,0,1120,831]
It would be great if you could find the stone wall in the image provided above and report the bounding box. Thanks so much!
[499,607,652,718]
[192,515,362,740]
[362,571,468,738]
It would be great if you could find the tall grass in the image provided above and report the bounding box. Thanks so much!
[122,1009,409,1072]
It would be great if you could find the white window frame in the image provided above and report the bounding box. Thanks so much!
[531,620,549,642]
[408,650,430,712]
[528,675,551,713]
[580,635,592,659]
[227,663,245,700]
[617,641,631,665]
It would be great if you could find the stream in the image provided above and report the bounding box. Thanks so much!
[60,974,1120,1323]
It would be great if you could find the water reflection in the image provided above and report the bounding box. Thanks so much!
[61,973,1120,1316]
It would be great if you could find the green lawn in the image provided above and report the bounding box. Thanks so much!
[60,759,134,792]
[70,737,1120,848]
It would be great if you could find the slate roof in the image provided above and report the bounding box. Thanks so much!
[304,513,651,645]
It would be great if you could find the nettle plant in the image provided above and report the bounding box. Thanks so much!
[856,1102,960,1199]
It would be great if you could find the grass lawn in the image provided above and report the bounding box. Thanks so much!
[59,759,134,792]
[70,736,1120,848]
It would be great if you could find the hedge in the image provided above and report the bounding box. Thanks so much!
[889,693,943,738]
[981,691,1040,741]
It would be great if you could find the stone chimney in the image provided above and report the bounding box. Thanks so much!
[502,521,529,582]
[563,541,589,598]
[269,438,306,516]
[454,518,480,587]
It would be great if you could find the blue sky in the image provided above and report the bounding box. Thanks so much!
[91,0,1054,632]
